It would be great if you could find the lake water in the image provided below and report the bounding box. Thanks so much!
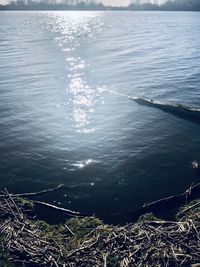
[0,11,200,220]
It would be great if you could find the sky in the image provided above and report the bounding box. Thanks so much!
[0,0,166,6]
[102,0,131,7]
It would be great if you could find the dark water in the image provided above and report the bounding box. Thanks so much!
[0,11,200,219]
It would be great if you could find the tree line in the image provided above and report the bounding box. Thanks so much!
[1,0,200,11]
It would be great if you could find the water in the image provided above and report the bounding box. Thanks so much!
[0,11,200,220]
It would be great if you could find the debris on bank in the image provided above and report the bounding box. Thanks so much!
[0,191,200,267]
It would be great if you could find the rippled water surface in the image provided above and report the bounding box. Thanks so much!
[0,11,200,219]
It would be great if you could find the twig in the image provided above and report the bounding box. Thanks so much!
[0,184,66,198]
[32,200,81,216]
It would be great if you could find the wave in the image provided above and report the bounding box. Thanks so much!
[131,97,200,124]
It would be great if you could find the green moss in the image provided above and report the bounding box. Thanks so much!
[17,197,34,209]
[138,213,161,223]
[67,216,103,236]
[107,255,120,267]
[31,220,65,242]
[65,216,104,250]
[67,216,103,229]
[0,235,13,267]
[33,220,52,231]
[175,199,200,221]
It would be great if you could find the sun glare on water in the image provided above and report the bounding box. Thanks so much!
[45,11,104,132]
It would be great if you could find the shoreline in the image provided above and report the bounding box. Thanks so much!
[0,186,200,266]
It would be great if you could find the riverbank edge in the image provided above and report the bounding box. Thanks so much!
[0,194,200,267]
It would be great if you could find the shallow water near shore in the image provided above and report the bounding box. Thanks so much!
[0,11,200,219]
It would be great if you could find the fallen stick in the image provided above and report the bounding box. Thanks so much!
[32,200,82,216]
[0,184,66,198]
[142,182,200,209]
[109,182,200,223]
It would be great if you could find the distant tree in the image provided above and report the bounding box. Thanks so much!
[162,0,200,11]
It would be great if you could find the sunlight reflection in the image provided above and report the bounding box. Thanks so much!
[72,159,94,169]
[45,11,103,48]
[44,11,103,132]
[68,68,95,129]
